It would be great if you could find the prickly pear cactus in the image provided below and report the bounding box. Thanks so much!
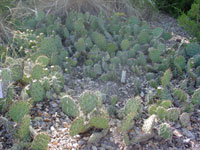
[191,88,200,105]
[31,64,45,80]
[185,43,200,57]
[167,107,180,122]
[124,96,142,116]
[31,133,50,150]
[142,115,156,134]
[92,32,107,50]
[60,95,79,118]
[137,29,150,44]
[9,101,30,123]
[36,55,49,67]
[120,112,136,133]
[30,80,45,102]
[10,64,23,82]
[156,106,167,120]
[152,27,163,39]
[16,115,30,140]
[161,69,172,87]
[74,38,86,52]
[80,91,102,115]
[173,88,188,102]
[148,48,161,63]
[148,104,157,115]
[69,117,86,136]
[160,100,172,109]
[89,110,109,129]
[120,39,130,51]
[158,123,171,140]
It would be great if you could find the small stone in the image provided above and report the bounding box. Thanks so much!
[51,102,58,108]
[182,129,195,139]
[78,140,85,145]
[92,146,98,150]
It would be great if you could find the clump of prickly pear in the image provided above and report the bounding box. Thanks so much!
[80,91,102,115]
[174,55,186,73]
[191,88,200,105]
[9,101,30,123]
[167,107,180,122]
[185,43,200,57]
[60,95,79,118]
[31,133,50,150]
[30,80,45,102]
[158,123,171,140]
[93,64,102,75]
[16,115,30,140]
[36,55,49,67]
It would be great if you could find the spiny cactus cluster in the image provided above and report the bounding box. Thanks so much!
[60,91,109,136]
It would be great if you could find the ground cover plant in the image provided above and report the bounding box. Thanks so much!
[0,4,200,150]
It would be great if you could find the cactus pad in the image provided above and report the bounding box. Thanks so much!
[30,80,45,102]
[158,123,171,140]
[191,88,200,104]
[31,133,50,150]
[9,101,30,123]
[60,95,79,118]
[69,117,85,136]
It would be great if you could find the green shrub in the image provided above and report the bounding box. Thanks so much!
[154,0,194,17]
[178,0,200,41]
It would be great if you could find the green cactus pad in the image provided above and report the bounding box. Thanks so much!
[80,91,101,115]
[31,64,45,80]
[10,64,23,82]
[36,55,49,67]
[92,32,107,50]
[75,38,86,52]
[161,69,172,88]
[148,48,161,63]
[138,29,150,44]
[167,107,180,122]
[60,95,79,118]
[30,80,45,102]
[120,39,130,51]
[9,101,30,123]
[191,88,200,104]
[148,104,157,115]
[185,43,200,57]
[152,27,163,39]
[89,113,109,129]
[69,117,85,136]
[16,115,30,140]
[124,96,142,116]
[156,106,167,120]
[158,123,171,140]
[160,100,172,109]
[179,112,190,127]
[173,88,188,102]
[120,112,136,133]
[31,133,50,150]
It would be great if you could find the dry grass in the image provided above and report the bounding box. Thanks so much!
[10,0,143,20]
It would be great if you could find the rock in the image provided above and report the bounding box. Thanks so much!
[92,146,98,150]
[182,129,195,139]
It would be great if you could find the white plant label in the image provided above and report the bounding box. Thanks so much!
[0,81,3,98]
[121,70,126,83]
